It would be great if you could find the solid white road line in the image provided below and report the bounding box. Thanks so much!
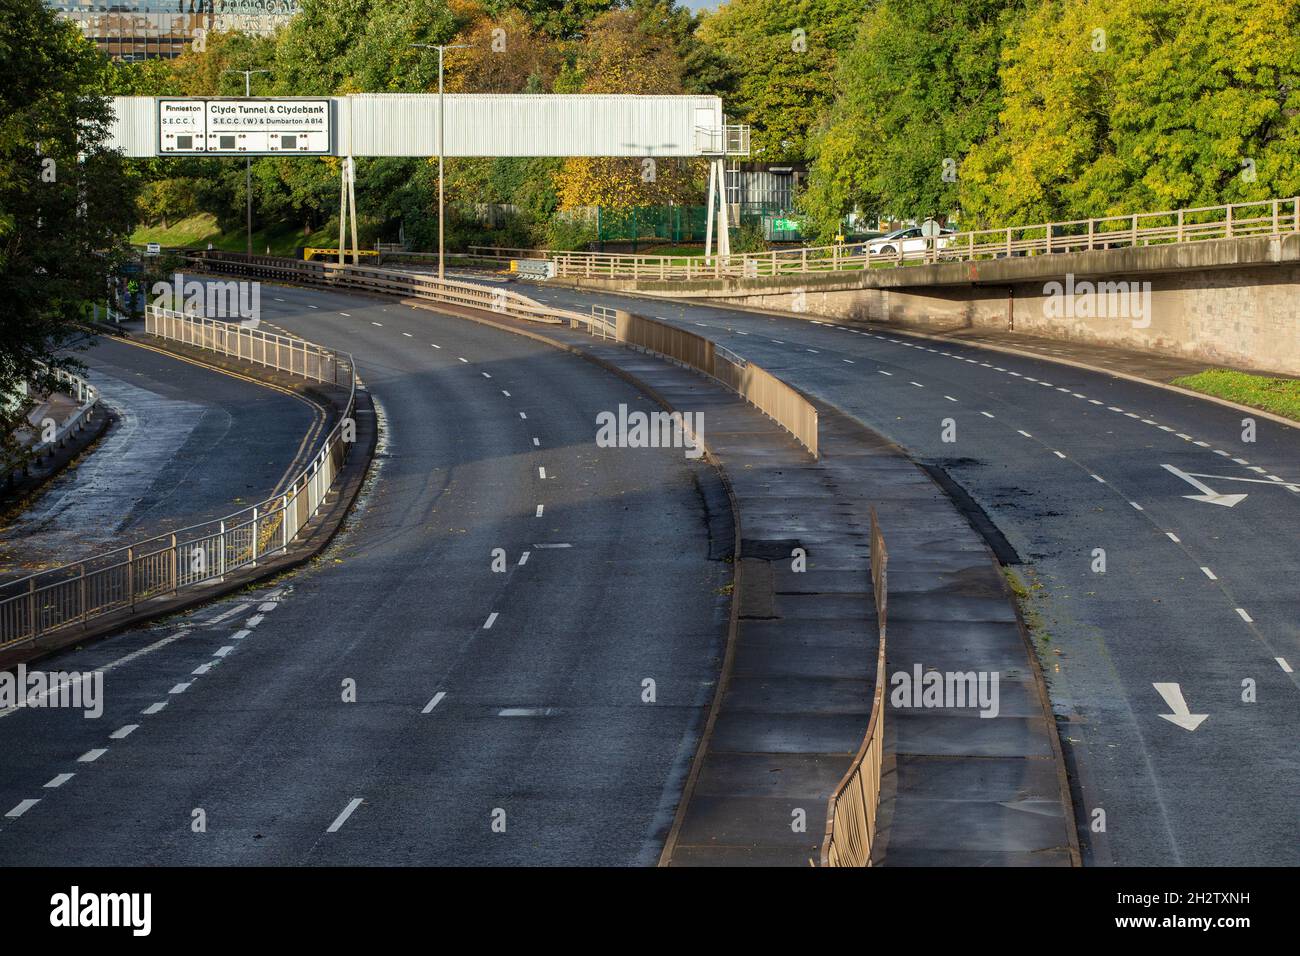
[44,773,74,789]
[1017,430,1032,438]
[1166,532,1181,543]
[110,724,139,740]
[1201,567,1217,580]
[1091,474,1106,483]
[1236,608,1254,623]
[5,799,39,818]
[1278,658,1294,674]
[981,411,995,418]
[326,797,364,833]
[422,692,447,714]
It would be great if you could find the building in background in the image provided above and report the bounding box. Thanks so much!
[48,1,299,61]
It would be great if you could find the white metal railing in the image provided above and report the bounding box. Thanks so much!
[547,196,1300,281]
[24,365,100,460]
[0,312,358,651]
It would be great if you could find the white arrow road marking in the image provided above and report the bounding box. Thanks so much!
[1161,464,1248,507]
[1153,683,1208,731]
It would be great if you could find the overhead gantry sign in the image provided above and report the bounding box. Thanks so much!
[110,93,749,257]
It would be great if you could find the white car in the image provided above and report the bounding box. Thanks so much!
[865,226,954,257]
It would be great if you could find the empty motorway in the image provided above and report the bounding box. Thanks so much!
[0,286,729,865]
[521,282,1300,866]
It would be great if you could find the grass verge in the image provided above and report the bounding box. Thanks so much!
[1171,369,1300,422]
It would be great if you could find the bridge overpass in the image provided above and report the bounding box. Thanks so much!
[521,196,1300,376]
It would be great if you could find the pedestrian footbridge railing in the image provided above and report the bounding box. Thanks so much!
[544,195,1300,281]
[821,507,888,867]
[0,311,357,652]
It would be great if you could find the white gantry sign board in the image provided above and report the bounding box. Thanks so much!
[109,94,743,158]
[158,98,331,155]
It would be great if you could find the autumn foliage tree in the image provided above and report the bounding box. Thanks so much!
[553,3,705,210]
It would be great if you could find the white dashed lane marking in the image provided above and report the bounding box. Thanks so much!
[5,799,39,819]
[326,798,364,833]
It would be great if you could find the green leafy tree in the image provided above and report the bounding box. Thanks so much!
[962,0,1300,226]
[0,0,138,455]
[698,0,868,163]
[801,0,1021,240]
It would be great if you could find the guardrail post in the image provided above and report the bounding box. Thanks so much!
[252,506,259,566]
[1005,228,1011,257]
[1176,211,1183,242]
[170,534,178,594]
[281,495,289,552]
[1131,214,1138,246]
[1226,204,1233,238]
[28,578,40,641]
[218,520,226,579]
[127,546,135,611]
[79,564,87,625]
[1272,199,1279,235]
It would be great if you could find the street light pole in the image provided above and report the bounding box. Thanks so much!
[223,68,270,256]
[412,43,470,281]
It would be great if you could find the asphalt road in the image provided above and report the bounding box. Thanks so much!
[0,286,728,865]
[0,335,322,578]
[526,282,1300,866]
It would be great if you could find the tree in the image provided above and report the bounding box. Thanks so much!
[0,0,138,456]
[962,0,1300,226]
[553,4,705,209]
[801,0,1020,240]
[697,0,868,163]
